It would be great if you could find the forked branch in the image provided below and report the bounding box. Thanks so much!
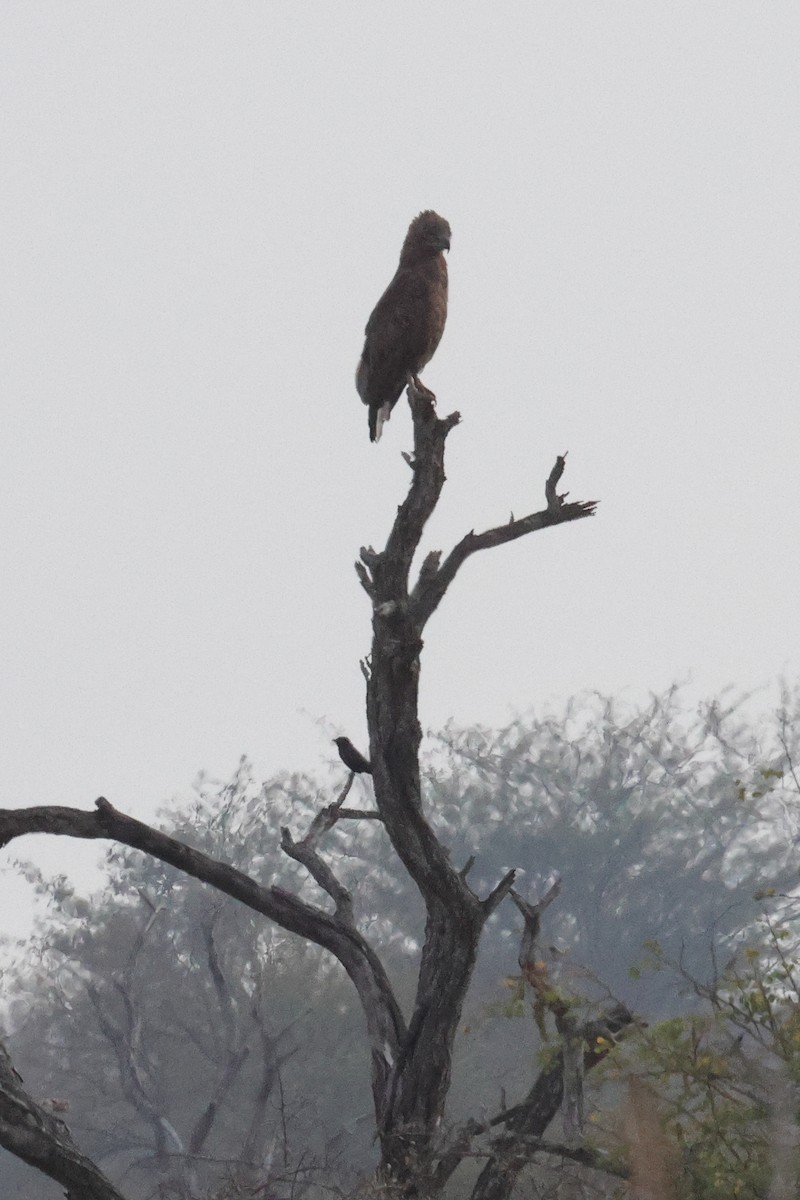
[412,453,597,627]
[281,774,359,919]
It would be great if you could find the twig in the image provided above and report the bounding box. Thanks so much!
[280,818,354,922]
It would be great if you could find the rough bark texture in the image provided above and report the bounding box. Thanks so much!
[0,383,601,1198]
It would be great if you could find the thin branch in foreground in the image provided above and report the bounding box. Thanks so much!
[497,1137,629,1180]
[280,779,357,920]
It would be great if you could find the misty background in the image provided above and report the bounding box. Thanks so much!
[2,4,800,1194]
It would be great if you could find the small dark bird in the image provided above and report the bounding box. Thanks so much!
[356,210,451,442]
[333,737,373,775]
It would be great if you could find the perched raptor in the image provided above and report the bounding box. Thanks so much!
[333,737,373,775]
[356,210,451,442]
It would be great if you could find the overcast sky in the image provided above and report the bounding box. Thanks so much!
[2,3,799,927]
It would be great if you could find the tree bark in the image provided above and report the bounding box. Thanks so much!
[357,386,597,1191]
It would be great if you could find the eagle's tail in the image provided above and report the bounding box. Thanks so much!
[369,402,391,443]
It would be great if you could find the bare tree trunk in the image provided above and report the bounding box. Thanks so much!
[356,386,597,1192]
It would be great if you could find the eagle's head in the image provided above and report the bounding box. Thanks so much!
[415,210,451,251]
[401,211,451,264]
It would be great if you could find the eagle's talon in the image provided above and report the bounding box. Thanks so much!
[410,374,437,402]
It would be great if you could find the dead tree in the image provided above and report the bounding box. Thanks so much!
[0,384,621,1199]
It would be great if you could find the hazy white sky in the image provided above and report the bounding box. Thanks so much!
[2,4,799,920]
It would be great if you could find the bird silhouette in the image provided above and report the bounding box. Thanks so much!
[333,737,373,775]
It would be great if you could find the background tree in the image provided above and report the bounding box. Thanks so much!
[3,762,388,1198]
[587,890,800,1200]
[4,681,800,1197]
[431,686,800,1021]
[6,686,800,1200]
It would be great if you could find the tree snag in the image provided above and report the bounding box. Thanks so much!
[357,383,601,1188]
[0,383,615,1199]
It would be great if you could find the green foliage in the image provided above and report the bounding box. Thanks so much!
[594,897,800,1199]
